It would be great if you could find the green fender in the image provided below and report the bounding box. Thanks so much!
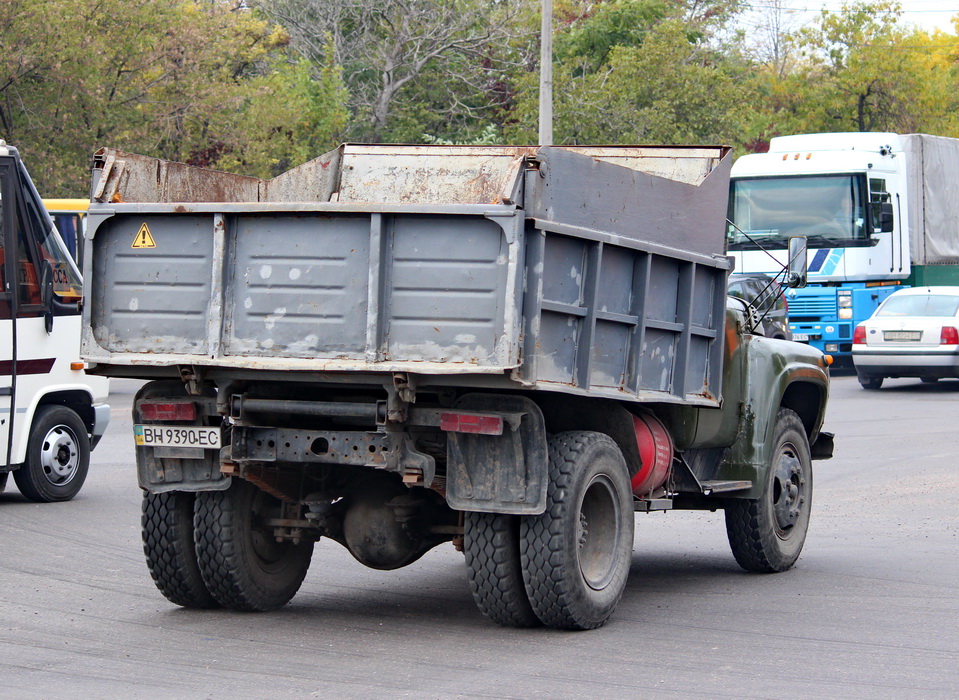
[715,335,830,499]
[661,305,831,500]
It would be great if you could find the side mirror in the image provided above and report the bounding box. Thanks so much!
[786,236,807,288]
[39,260,55,333]
[878,201,894,233]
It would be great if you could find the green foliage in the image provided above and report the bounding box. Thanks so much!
[211,53,349,177]
[422,124,502,145]
[5,0,959,190]
[0,0,346,194]
[258,0,534,143]
[740,0,959,146]
[557,0,672,71]
[504,6,756,147]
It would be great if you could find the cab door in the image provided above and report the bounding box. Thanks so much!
[0,159,16,464]
[0,155,73,468]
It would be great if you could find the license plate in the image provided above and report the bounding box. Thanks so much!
[883,331,921,342]
[134,425,221,449]
[793,333,810,341]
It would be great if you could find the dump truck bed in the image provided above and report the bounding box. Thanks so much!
[81,144,732,406]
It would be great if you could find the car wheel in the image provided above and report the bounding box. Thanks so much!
[858,375,883,390]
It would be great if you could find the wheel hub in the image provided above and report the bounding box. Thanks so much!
[577,476,620,591]
[772,446,806,532]
[39,426,79,484]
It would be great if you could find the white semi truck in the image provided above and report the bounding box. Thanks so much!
[0,141,110,502]
[727,132,959,364]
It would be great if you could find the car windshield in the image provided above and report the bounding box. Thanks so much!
[877,295,959,318]
[727,174,868,250]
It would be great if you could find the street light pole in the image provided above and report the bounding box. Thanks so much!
[538,0,553,146]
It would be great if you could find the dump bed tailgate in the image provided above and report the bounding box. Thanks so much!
[85,201,523,373]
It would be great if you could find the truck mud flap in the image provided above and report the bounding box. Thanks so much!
[445,395,548,515]
[134,381,230,494]
[138,446,231,494]
[810,430,835,460]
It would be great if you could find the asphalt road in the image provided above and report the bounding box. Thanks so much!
[1,375,958,699]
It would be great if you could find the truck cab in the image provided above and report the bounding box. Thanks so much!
[727,133,907,361]
[0,141,109,501]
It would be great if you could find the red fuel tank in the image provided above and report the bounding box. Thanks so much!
[630,413,674,497]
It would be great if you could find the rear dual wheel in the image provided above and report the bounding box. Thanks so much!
[194,479,314,611]
[141,480,313,611]
[464,512,540,627]
[142,491,218,608]
[465,431,634,630]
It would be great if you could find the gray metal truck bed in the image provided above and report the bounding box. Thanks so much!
[82,144,731,406]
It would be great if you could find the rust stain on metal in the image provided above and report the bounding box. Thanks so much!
[236,464,303,503]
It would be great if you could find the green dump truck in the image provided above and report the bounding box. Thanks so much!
[80,144,832,629]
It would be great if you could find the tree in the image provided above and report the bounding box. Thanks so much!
[0,0,348,194]
[210,53,349,176]
[503,0,757,146]
[767,1,923,134]
[255,0,532,141]
[739,0,806,78]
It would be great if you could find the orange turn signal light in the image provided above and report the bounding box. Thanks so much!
[823,355,834,366]
[70,362,86,371]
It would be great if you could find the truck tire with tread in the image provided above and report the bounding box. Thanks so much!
[725,408,813,573]
[464,511,541,627]
[520,431,634,630]
[142,491,219,608]
[194,479,313,611]
[14,405,90,502]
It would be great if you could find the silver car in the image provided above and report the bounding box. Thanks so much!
[852,286,959,389]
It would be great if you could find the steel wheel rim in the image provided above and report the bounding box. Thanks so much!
[39,424,80,486]
[577,474,621,591]
[772,441,807,536]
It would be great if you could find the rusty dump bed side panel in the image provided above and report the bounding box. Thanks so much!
[81,144,732,406]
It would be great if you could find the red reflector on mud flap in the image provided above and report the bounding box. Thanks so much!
[439,412,504,436]
[139,401,197,421]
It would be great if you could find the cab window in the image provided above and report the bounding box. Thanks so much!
[16,166,82,305]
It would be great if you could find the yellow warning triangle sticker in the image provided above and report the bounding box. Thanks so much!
[132,222,157,249]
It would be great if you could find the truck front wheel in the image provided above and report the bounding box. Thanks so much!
[194,479,313,611]
[464,512,540,627]
[142,491,218,608]
[14,405,90,502]
[725,408,813,573]
[520,431,634,630]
